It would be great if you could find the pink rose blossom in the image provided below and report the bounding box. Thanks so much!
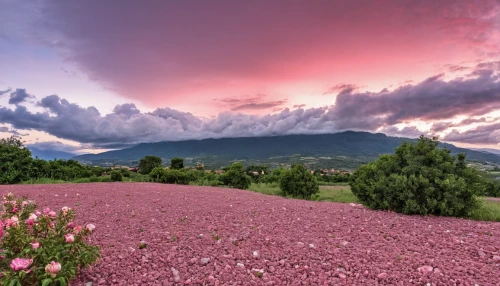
[65,233,75,243]
[28,213,37,220]
[43,208,50,214]
[31,241,40,249]
[10,258,33,271]
[86,224,96,232]
[73,225,83,234]
[22,201,28,207]
[12,207,18,213]
[67,222,75,229]
[45,261,61,276]
[48,211,56,218]
[35,211,41,216]
[25,218,35,226]
[61,206,70,214]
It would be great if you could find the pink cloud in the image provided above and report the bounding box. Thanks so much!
[28,0,499,112]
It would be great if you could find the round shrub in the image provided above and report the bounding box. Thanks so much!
[149,167,167,182]
[0,193,100,285]
[120,168,131,178]
[221,163,251,189]
[164,169,189,184]
[110,170,122,182]
[279,164,319,199]
[350,136,483,217]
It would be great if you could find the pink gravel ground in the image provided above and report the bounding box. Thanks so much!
[1,183,500,285]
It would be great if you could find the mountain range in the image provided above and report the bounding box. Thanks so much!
[72,131,500,169]
[29,147,75,161]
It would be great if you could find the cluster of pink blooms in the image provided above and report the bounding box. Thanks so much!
[1,194,97,276]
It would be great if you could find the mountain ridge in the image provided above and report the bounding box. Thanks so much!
[72,131,500,168]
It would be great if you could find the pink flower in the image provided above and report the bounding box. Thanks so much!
[22,201,28,207]
[67,222,75,229]
[86,224,96,232]
[65,233,75,243]
[73,226,83,234]
[31,241,40,249]
[48,211,56,218]
[28,213,37,220]
[35,211,41,216]
[25,218,35,226]
[43,208,50,214]
[12,207,18,213]
[10,258,33,271]
[45,261,61,276]
[61,206,70,214]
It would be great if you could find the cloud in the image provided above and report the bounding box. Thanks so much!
[8,89,34,105]
[444,122,500,144]
[8,0,496,108]
[326,68,500,129]
[323,84,359,95]
[0,88,12,97]
[1,64,500,149]
[27,141,81,153]
[293,104,306,109]
[217,95,287,112]
[0,126,29,136]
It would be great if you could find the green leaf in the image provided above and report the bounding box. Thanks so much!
[58,277,67,286]
[42,278,52,286]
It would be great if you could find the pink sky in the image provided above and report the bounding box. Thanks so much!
[0,0,499,152]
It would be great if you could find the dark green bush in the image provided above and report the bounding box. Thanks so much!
[221,163,251,189]
[138,156,162,175]
[110,170,123,182]
[350,136,483,217]
[149,167,167,182]
[170,157,184,170]
[279,164,319,199]
[0,136,33,184]
[164,169,189,184]
[120,167,131,177]
[149,167,189,184]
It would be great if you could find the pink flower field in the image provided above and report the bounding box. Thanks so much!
[1,183,499,285]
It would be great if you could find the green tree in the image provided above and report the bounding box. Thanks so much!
[120,167,131,177]
[0,136,33,184]
[110,170,123,181]
[350,136,483,217]
[279,164,319,199]
[221,162,251,189]
[138,156,162,175]
[149,167,167,182]
[170,157,184,170]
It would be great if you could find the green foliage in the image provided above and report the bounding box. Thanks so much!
[138,156,162,175]
[279,164,319,199]
[0,137,33,184]
[221,163,251,189]
[149,167,189,184]
[170,157,184,170]
[110,170,123,182]
[350,136,483,217]
[119,168,131,178]
[163,169,189,184]
[0,193,100,285]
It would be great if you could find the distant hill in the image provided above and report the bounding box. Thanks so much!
[29,147,75,161]
[471,148,500,155]
[72,131,500,169]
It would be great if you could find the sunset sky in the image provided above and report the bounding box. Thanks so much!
[1,0,500,153]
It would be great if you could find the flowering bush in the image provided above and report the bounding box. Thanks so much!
[0,193,100,285]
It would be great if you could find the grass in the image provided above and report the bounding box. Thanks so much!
[470,199,500,222]
[249,182,358,203]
